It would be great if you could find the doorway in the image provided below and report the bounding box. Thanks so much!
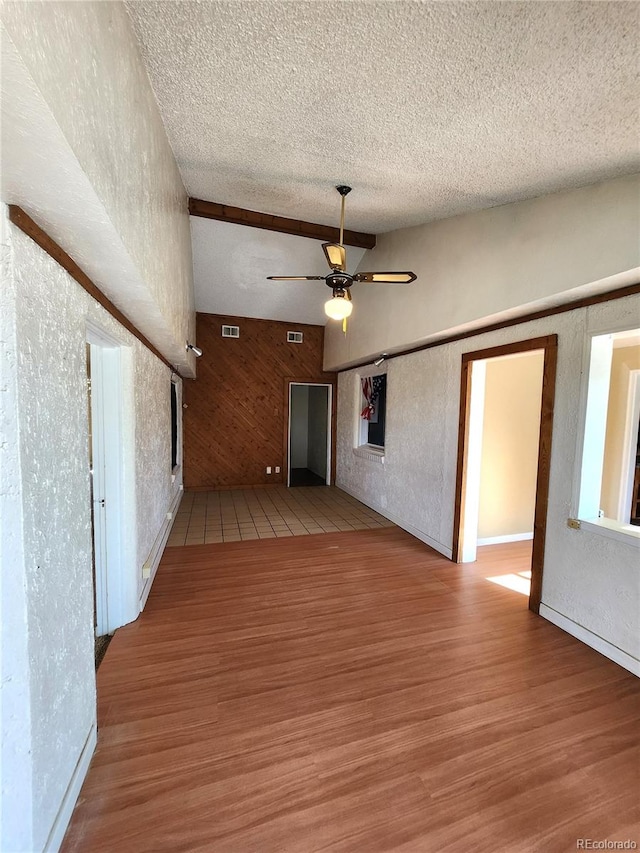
[452,336,558,613]
[287,383,332,487]
[86,327,126,644]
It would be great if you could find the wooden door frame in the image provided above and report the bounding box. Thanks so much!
[451,335,558,614]
[283,377,337,487]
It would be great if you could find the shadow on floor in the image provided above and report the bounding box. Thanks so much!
[289,468,326,487]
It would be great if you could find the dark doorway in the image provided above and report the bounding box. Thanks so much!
[288,383,331,487]
[289,468,327,487]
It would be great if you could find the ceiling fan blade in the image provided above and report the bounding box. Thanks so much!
[266,275,326,281]
[322,242,346,271]
[354,271,417,284]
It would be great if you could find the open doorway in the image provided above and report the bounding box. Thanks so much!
[287,383,332,487]
[452,336,558,613]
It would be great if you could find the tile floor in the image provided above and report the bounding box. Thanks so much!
[167,486,395,546]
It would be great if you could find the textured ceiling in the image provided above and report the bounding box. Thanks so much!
[126,0,639,324]
[127,0,638,233]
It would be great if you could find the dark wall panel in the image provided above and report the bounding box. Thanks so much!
[184,313,335,489]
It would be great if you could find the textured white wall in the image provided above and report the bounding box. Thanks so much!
[337,293,640,664]
[1,212,34,852]
[325,175,640,371]
[1,3,195,373]
[1,218,183,851]
[0,5,194,847]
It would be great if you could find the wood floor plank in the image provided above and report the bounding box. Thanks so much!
[62,529,640,853]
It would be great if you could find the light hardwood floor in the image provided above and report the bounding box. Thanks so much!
[62,532,639,852]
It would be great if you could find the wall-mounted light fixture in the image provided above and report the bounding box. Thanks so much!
[186,342,203,357]
[373,353,387,367]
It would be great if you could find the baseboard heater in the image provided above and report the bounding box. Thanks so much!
[139,487,183,609]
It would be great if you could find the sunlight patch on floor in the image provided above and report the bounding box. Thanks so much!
[486,573,531,596]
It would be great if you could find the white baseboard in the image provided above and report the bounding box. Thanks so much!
[539,604,640,677]
[139,488,184,610]
[336,482,452,559]
[44,723,97,853]
[477,532,534,546]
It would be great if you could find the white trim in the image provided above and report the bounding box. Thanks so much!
[617,370,640,523]
[477,531,534,546]
[577,334,614,519]
[43,724,97,853]
[337,482,452,558]
[88,343,109,636]
[139,488,184,610]
[539,604,639,677]
[460,360,486,562]
[287,383,292,486]
[356,368,387,451]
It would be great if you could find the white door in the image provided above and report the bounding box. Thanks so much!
[87,329,127,634]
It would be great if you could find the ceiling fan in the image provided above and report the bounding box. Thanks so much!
[267,186,417,322]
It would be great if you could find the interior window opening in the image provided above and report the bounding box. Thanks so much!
[579,327,640,529]
[171,381,179,470]
[359,374,387,449]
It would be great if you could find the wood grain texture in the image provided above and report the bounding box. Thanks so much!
[8,205,179,375]
[529,339,558,613]
[61,533,640,853]
[184,314,336,488]
[451,358,471,563]
[189,197,376,249]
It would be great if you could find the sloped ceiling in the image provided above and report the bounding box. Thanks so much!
[126,0,639,323]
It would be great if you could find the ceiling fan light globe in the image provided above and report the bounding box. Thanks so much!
[324,295,353,321]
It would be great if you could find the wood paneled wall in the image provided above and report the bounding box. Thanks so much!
[184,314,336,489]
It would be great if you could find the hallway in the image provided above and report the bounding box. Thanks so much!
[62,534,639,852]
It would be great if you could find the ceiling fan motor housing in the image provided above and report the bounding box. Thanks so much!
[326,271,353,289]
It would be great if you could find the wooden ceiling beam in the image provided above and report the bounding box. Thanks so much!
[188,197,376,250]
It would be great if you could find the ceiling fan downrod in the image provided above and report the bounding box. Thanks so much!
[336,185,351,246]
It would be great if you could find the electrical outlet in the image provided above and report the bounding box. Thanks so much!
[275,466,280,473]
[567,518,581,530]
[266,466,272,474]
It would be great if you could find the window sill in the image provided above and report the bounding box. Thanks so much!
[353,445,385,464]
[577,517,640,546]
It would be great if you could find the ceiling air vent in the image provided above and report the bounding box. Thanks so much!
[221,325,240,339]
[287,331,304,344]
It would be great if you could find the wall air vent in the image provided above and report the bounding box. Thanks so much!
[287,331,304,344]
[221,325,240,338]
